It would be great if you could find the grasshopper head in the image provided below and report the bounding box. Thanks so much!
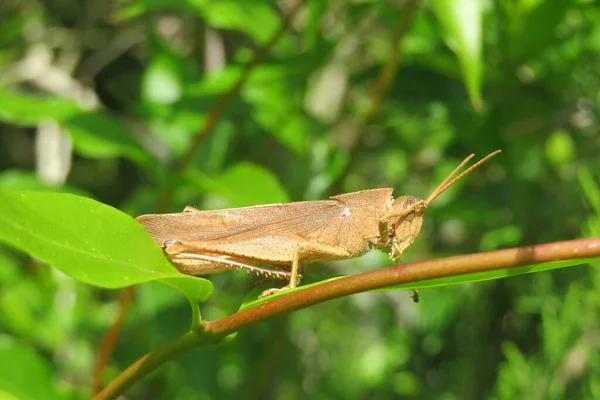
[386,150,502,260]
[389,195,426,259]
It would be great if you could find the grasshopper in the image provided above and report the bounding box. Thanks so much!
[137,150,500,297]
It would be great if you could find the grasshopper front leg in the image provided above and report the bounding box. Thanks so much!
[378,216,392,248]
[377,215,420,303]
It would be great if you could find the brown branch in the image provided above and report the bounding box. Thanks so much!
[92,2,304,393]
[95,237,600,400]
[92,286,135,394]
[332,0,420,192]
[204,237,600,336]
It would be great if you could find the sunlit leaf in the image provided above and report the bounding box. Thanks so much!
[0,189,212,301]
[545,129,575,168]
[432,0,483,110]
[143,53,184,105]
[117,0,278,43]
[187,162,289,207]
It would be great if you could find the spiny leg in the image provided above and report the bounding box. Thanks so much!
[163,239,292,279]
[259,246,302,298]
[259,241,351,298]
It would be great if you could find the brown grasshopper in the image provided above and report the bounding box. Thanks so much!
[137,150,500,297]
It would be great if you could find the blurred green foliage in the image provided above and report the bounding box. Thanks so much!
[0,0,599,399]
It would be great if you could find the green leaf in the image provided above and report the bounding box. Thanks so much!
[545,129,575,168]
[0,170,90,197]
[0,189,213,299]
[203,1,279,44]
[578,167,600,216]
[432,0,483,110]
[243,62,321,155]
[188,162,289,207]
[117,0,278,44]
[0,87,152,166]
[62,111,150,165]
[507,0,575,63]
[0,336,67,400]
[0,87,77,124]
[161,276,213,305]
[142,53,184,105]
[479,225,523,251]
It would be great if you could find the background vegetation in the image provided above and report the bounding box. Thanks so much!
[1,0,599,399]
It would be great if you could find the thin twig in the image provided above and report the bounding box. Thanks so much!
[92,286,135,394]
[332,0,419,192]
[95,237,600,400]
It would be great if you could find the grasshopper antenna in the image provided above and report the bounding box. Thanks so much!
[389,150,501,220]
[424,150,501,206]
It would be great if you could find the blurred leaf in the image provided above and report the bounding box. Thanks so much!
[188,162,289,207]
[0,88,152,166]
[118,0,278,43]
[507,0,575,63]
[479,225,523,251]
[305,0,327,49]
[203,1,279,44]
[243,63,318,155]
[545,129,575,168]
[62,112,149,165]
[578,167,600,216]
[432,0,483,110]
[0,336,67,400]
[0,189,212,298]
[0,170,90,197]
[142,53,184,105]
[0,87,76,123]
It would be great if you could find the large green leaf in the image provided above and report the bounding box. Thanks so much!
[0,189,212,301]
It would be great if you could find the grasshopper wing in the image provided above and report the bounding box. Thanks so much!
[137,188,394,256]
[137,199,346,245]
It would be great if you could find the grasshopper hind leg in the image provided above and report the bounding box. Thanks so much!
[259,241,350,298]
[258,249,303,298]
